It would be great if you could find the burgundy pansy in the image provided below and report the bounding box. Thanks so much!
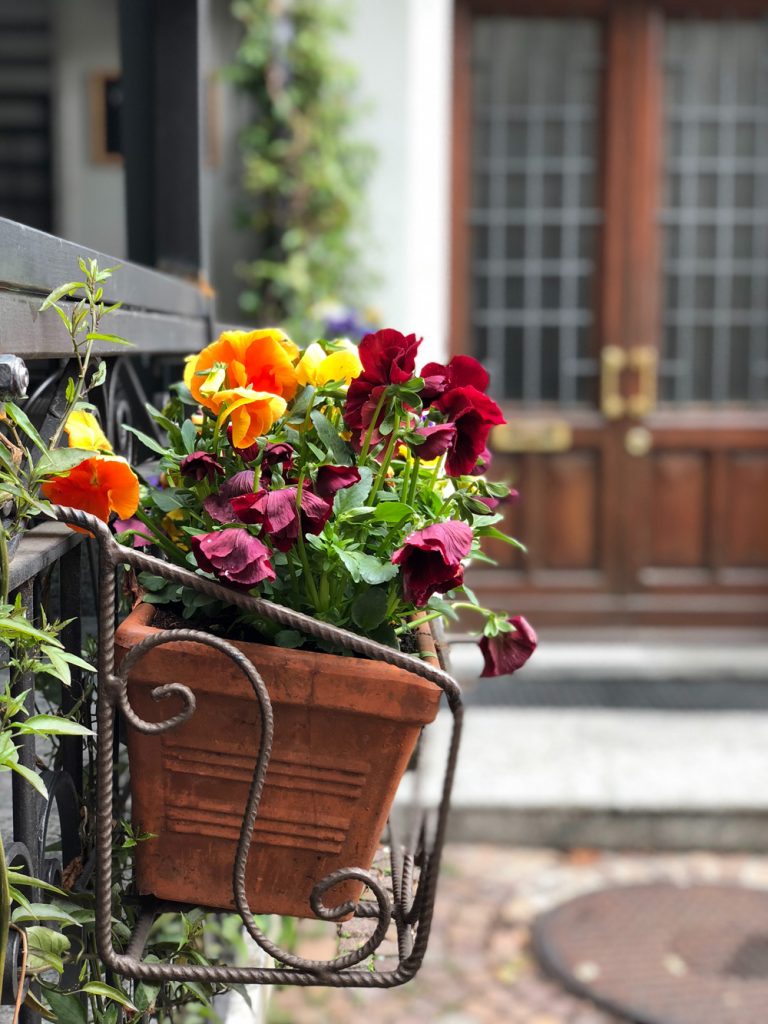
[179,451,224,482]
[434,386,505,477]
[344,330,421,435]
[203,470,256,524]
[260,442,295,484]
[113,516,151,548]
[190,529,275,589]
[231,486,333,551]
[314,465,361,501]
[479,616,537,678]
[420,355,490,404]
[391,520,473,607]
[406,423,457,461]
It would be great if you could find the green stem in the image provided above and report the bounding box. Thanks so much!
[430,454,445,487]
[369,411,401,505]
[0,529,8,606]
[295,474,320,608]
[400,452,411,502]
[406,456,421,507]
[131,509,190,567]
[396,610,444,634]
[451,600,495,617]
[358,390,389,464]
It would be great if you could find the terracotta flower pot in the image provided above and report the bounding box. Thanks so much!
[115,604,442,919]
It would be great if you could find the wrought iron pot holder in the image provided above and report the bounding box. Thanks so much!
[51,506,463,989]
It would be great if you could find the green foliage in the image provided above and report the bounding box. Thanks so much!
[229,0,375,333]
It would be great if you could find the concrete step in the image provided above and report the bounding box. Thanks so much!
[399,706,768,851]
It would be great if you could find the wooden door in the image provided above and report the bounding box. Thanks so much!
[452,1,768,626]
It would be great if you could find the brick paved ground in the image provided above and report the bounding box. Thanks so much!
[267,844,768,1024]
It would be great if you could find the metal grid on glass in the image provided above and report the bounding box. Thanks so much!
[661,20,768,405]
[469,19,602,405]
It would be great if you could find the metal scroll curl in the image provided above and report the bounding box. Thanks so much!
[50,505,464,988]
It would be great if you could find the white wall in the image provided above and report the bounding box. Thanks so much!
[339,0,453,364]
[51,0,126,257]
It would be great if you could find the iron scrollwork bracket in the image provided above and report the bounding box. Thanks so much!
[50,505,463,989]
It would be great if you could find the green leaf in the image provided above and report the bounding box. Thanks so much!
[370,622,399,648]
[7,871,68,897]
[90,359,107,388]
[25,925,70,974]
[17,715,92,738]
[151,488,188,512]
[42,989,85,1024]
[333,466,372,515]
[84,332,134,347]
[0,615,52,644]
[121,424,168,457]
[80,981,137,1012]
[482,528,527,551]
[0,831,8,990]
[338,550,398,586]
[310,410,352,465]
[8,762,48,797]
[4,403,47,454]
[39,646,71,686]
[38,281,84,311]
[12,903,81,927]
[351,588,389,631]
[64,377,76,403]
[373,501,412,524]
[274,629,304,649]
[290,384,316,419]
[181,418,197,454]
[36,447,94,475]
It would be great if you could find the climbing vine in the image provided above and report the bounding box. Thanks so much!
[229,0,375,335]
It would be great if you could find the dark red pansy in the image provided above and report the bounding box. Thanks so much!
[391,520,473,607]
[357,329,421,386]
[420,355,490,404]
[179,451,224,482]
[190,529,275,589]
[434,386,505,477]
[260,441,295,483]
[406,423,457,461]
[314,465,361,501]
[202,470,256,524]
[479,616,537,678]
[231,486,332,552]
[344,330,421,436]
[226,424,261,463]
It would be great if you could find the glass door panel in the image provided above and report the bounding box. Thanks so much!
[660,19,768,405]
[470,19,602,406]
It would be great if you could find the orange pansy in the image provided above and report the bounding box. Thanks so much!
[41,455,140,526]
[209,388,288,449]
[184,329,299,410]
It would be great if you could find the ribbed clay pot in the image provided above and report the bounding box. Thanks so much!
[115,604,442,919]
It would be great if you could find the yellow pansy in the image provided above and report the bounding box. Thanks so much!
[64,410,112,453]
[209,388,288,449]
[295,340,362,387]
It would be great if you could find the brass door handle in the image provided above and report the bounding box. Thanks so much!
[600,345,627,420]
[626,346,658,418]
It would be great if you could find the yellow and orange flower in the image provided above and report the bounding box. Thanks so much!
[41,455,139,525]
[184,329,299,410]
[64,410,112,453]
[295,340,362,388]
[209,388,287,449]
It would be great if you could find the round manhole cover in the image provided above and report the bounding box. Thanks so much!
[532,884,768,1024]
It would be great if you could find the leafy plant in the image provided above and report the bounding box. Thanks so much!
[229,0,375,334]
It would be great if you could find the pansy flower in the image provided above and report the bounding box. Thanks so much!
[231,486,332,552]
[314,465,361,501]
[296,341,363,387]
[433,386,505,477]
[344,329,421,434]
[391,521,473,606]
[478,616,537,678]
[41,455,140,526]
[209,388,287,449]
[405,423,457,461]
[203,470,256,524]
[184,328,299,409]
[190,529,275,589]
[419,355,490,404]
[180,451,223,482]
[64,410,112,453]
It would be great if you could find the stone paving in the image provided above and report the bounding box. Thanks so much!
[267,843,768,1024]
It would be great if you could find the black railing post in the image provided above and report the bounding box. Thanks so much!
[10,581,39,872]
[59,545,84,797]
